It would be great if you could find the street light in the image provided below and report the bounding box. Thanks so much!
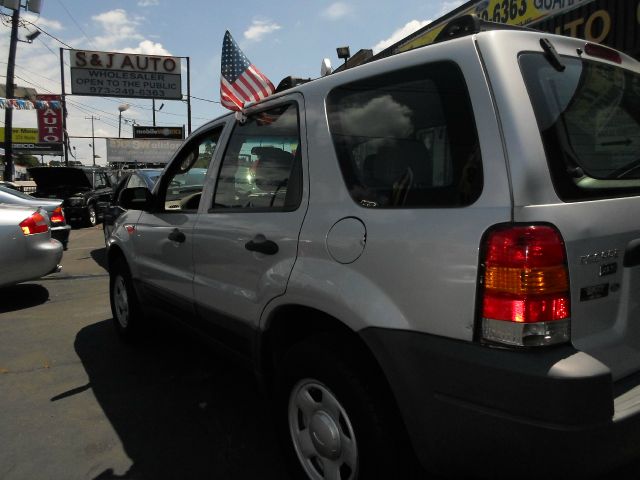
[118,103,130,138]
[152,99,164,126]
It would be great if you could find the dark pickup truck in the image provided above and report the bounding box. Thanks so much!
[29,166,113,227]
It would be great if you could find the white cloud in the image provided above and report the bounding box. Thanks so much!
[91,9,144,50]
[373,19,430,54]
[120,40,172,56]
[138,0,160,6]
[322,2,352,20]
[244,20,281,41]
[23,13,63,31]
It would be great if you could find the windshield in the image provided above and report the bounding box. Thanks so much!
[520,53,640,200]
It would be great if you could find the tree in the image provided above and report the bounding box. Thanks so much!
[14,154,39,167]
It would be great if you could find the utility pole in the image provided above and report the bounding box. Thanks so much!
[85,115,99,166]
[3,0,43,179]
[3,7,20,181]
[152,98,163,127]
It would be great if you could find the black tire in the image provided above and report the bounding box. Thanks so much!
[103,224,110,247]
[109,257,144,341]
[275,334,417,480]
[85,204,97,227]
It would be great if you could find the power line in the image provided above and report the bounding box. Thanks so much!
[55,0,94,48]
[1,12,75,49]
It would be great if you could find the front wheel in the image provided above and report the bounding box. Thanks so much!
[109,258,144,341]
[276,335,415,480]
[85,204,97,227]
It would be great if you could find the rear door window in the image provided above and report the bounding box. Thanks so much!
[326,61,482,208]
[520,53,640,201]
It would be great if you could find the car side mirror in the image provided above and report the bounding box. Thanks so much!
[119,187,153,211]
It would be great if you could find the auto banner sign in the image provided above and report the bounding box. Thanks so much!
[398,0,595,52]
[70,50,182,100]
[36,94,64,147]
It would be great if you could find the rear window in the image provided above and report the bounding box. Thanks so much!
[326,61,482,208]
[520,53,640,201]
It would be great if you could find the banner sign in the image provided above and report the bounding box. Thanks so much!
[70,50,182,100]
[133,125,184,139]
[0,127,38,143]
[398,0,595,52]
[0,142,63,155]
[106,138,182,164]
[36,94,63,145]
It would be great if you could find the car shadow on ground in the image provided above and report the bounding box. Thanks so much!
[66,319,289,480]
[0,284,50,313]
[90,248,109,272]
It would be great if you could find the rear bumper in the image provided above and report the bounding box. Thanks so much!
[360,328,640,477]
[64,206,88,224]
[51,224,71,249]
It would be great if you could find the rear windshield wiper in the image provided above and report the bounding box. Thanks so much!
[540,38,565,72]
[607,157,640,179]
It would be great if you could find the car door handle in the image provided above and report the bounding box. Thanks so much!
[168,228,186,243]
[245,234,279,255]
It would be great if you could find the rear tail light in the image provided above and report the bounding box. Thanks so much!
[50,206,65,224]
[19,211,50,235]
[479,225,571,347]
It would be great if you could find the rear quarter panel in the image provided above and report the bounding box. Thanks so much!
[265,37,512,340]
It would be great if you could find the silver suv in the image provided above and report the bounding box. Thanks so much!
[107,17,640,479]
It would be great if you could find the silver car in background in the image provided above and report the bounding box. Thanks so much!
[0,204,63,288]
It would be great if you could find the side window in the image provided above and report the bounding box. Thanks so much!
[212,103,302,211]
[127,174,147,189]
[95,172,108,188]
[326,61,482,208]
[160,127,222,211]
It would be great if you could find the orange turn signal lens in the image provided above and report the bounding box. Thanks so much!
[484,265,569,295]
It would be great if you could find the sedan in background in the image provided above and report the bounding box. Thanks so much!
[0,205,63,288]
[103,168,162,245]
[0,185,71,250]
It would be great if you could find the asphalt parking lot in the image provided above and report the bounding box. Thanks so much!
[1,226,640,480]
[0,226,288,480]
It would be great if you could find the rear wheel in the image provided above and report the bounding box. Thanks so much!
[276,335,415,479]
[109,258,144,341]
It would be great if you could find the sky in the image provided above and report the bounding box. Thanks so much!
[0,0,465,165]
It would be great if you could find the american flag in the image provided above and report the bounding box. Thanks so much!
[220,31,275,111]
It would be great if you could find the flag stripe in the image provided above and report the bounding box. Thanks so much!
[236,75,259,100]
[220,80,244,111]
[239,73,266,100]
[248,65,275,92]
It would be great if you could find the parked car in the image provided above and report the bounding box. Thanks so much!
[0,204,63,288]
[0,185,71,250]
[28,166,113,227]
[103,168,163,245]
[106,17,640,479]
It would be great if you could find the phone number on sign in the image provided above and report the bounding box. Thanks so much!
[87,86,169,97]
[478,0,528,23]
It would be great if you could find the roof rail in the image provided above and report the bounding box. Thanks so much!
[434,14,534,43]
